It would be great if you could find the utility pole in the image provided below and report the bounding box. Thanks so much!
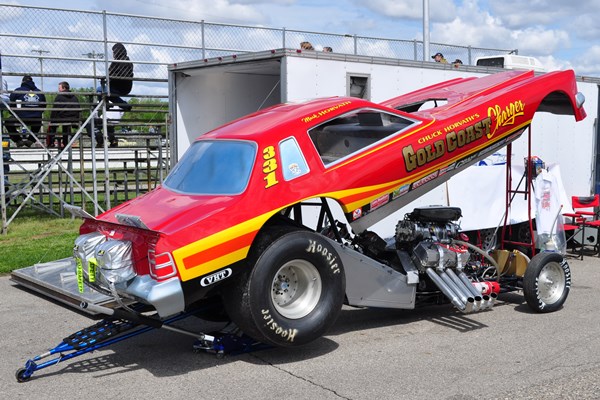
[31,49,50,90]
[423,0,430,61]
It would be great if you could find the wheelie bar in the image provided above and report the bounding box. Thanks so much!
[15,302,219,382]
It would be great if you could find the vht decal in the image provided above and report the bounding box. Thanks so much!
[402,117,492,172]
[200,268,232,287]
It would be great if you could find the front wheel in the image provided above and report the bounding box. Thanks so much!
[223,230,345,347]
[523,252,571,312]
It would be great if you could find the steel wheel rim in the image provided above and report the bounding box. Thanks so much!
[538,262,566,304]
[271,259,322,319]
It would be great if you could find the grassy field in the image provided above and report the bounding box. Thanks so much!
[0,216,81,274]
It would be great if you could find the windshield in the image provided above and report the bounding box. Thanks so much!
[164,140,256,195]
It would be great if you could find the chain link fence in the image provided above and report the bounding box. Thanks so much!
[0,4,516,90]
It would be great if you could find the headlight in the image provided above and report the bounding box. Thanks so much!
[95,240,136,284]
[74,232,107,281]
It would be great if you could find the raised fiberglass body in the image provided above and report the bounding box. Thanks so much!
[75,69,585,346]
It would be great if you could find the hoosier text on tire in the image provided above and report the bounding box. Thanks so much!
[223,230,346,347]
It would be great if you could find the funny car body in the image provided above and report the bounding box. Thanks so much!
[19,70,588,362]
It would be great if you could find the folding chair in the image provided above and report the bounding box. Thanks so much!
[563,194,600,258]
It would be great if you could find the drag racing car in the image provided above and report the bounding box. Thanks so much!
[14,69,586,380]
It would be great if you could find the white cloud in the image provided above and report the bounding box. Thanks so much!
[93,0,267,24]
[508,28,570,57]
[535,55,573,73]
[569,45,600,76]
[431,3,571,57]
[358,0,457,22]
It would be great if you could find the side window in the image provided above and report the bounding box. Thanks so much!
[279,137,309,181]
[308,108,416,166]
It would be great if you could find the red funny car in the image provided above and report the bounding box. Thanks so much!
[69,69,585,348]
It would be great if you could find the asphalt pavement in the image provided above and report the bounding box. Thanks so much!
[2,255,600,400]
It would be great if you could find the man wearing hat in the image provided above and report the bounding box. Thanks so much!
[5,75,47,147]
[432,52,448,63]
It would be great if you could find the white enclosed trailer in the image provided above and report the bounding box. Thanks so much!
[168,49,599,235]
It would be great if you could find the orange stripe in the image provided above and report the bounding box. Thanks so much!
[183,231,256,270]
[341,182,398,204]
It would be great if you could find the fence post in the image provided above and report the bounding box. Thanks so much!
[79,139,86,212]
[282,27,286,49]
[413,40,418,61]
[353,34,357,55]
[135,150,140,197]
[113,171,118,204]
[124,167,129,202]
[201,20,206,59]
[468,46,472,65]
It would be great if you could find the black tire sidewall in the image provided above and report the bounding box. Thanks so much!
[523,252,571,313]
[246,231,345,347]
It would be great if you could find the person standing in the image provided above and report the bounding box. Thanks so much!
[48,81,81,148]
[5,75,46,147]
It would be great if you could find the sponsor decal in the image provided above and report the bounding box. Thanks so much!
[411,171,439,189]
[392,184,410,199]
[488,100,525,139]
[200,268,232,287]
[439,162,456,176]
[370,194,389,211]
[288,163,301,176]
[352,208,363,220]
[455,152,480,169]
[301,101,352,123]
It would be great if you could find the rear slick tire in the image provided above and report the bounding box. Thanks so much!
[224,230,345,347]
[523,252,571,313]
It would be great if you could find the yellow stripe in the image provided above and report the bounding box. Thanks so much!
[173,121,530,280]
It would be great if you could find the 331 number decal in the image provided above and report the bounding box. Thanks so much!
[263,146,279,188]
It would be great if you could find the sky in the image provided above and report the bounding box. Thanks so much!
[4,0,600,77]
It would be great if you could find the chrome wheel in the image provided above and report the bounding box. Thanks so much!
[523,252,570,313]
[537,261,566,304]
[271,259,322,319]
